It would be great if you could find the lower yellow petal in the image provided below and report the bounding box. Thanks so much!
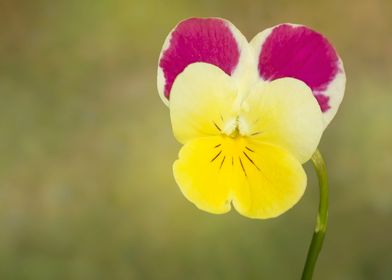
[173,136,306,219]
[173,136,237,214]
[232,139,307,219]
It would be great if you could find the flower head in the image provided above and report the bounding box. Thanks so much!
[157,18,345,219]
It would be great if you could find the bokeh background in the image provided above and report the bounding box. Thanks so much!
[1,0,392,279]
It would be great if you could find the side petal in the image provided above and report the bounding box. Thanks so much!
[158,17,253,105]
[173,137,235,214]
[250,23,346,126]
[241,78,323,163]
[232,140,306,219]
[170,63,238,144]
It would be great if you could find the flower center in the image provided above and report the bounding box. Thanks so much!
[229,127,240,138]
[221,116,252,138]
[210,134,261,177]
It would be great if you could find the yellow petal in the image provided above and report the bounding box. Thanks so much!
[232,139,306,219]
[169,63,239,144]
[173,135,306,218]
[173,136,236,214]
[241,78,324,163]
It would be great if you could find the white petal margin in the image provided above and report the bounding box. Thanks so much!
[250,23,346,128]
[322,57,346,126]
[157,17,255,106]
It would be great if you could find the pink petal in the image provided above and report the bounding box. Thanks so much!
[252,24,345,125]
[158,18,242,102]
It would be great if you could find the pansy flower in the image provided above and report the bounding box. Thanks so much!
[157,18,345,219]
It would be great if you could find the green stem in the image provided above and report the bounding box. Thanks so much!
[301,149,329,280]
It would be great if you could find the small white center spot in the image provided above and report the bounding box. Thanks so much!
[222,117,237,136]
[222,116,252,137]
[238,116,251,135]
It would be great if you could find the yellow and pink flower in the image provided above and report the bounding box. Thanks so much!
[157,18,345,219]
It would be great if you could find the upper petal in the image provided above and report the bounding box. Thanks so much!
[158,17,253,105]
[170,63,238,144]
[241,78,324,163]
[250,23,346,127]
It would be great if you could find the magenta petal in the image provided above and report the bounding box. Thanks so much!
[257,24,342,113]
[314,94,331,112]
[159,18,240,100]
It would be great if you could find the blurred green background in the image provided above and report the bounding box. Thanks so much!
[1,0,392,279]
